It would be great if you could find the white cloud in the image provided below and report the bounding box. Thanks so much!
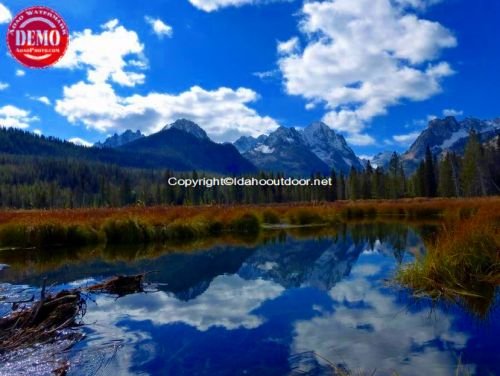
[0,2,11,24]
[278,37,300,55]
[15,70,25,77]
[0,105,38,129]
[253,69,279,80]
[395,0,443,10]
[0,82,8,90]
[29,96,51,105]
[33,129,42,135]
[393,131,421,144]
[145,16,173,39]
[55,83,279,142]
[279,0,456,142]
[346,133,376,146]
[55,19,147,87]
[442,108,463,117]
[188,0,289,12]
[68,137,93,147]
[53,18,278,142]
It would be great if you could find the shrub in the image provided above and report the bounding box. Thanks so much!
[230,213,260,234]
[262,209,280,224]
[288,209,324,225]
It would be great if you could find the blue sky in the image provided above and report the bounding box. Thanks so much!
[0,0,498,156]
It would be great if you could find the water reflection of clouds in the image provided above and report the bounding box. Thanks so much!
[77,275,284,374]
[87,274,284,331]
[292,254,471,376]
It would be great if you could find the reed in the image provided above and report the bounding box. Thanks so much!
[396,205,500,317]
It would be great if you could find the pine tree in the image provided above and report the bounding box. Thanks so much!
[424,146,437,197]
[362,161,373,199]
[462,131,486,196]
[438,153,456,197]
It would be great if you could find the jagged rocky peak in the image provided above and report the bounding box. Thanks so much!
[166,119,209,140]
[301,121,363,173]
[94,129,144,148]
[266,126,304,146]
[242,125,331,176]
[233,134,267,153]
[371,151,396,169]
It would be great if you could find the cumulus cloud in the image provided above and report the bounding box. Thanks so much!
[0,82,8,90]
[346,133,376,146]
[53,19,278,142]
[0,105,38,129]
[278,37,300,55]
[15,70,25,77]
[395,0,443,10]
[0,2,11,24]
[68,137,93,147]
[55,19,147,87]
[442,108,463,117]
[279,0,457,144]
[393,131,421,144]
[188,0,289,12]
[55,83,279,142]
[145,16,173,39]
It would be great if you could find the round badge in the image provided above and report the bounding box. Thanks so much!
[6,6,69,68]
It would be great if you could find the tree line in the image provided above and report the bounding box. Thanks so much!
[0,132,498,209]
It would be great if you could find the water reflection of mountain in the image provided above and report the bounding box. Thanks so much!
[0,246,255,301]
[0,223,426,301]
[238,223,425,291]
[238,237,365,291]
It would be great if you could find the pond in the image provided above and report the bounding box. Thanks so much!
[0,223,498,375]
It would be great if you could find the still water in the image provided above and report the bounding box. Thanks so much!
[0,223,498,375]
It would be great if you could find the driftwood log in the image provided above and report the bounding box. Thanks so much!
[0,273,146,355]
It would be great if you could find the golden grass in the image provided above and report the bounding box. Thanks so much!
[0,197,498,248]
[396,203,500,317]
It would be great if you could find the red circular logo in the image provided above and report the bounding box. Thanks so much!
[6,6,69,68]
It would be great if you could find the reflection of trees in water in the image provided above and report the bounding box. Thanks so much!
[0,223,430,299]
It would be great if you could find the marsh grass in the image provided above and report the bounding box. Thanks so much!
[0,197,497,249]
[396,206,500,317]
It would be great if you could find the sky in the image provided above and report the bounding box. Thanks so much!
[0,0,498,156]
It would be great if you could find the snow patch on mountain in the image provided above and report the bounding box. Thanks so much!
[254,144,274,154]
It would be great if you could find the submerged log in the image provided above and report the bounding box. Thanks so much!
[85,273,145,297]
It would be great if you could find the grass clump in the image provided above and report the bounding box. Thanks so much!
[102,218,155,245]
[0,223,101,248]
[287,208,325,225]
[229,212,260,234]
[396,209,500,317]
[262,209,281,224]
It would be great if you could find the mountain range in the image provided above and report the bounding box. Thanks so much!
[0,119,255,175]
[400,117,500,172]
[234,122,363,176]
[0,116,498,177]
